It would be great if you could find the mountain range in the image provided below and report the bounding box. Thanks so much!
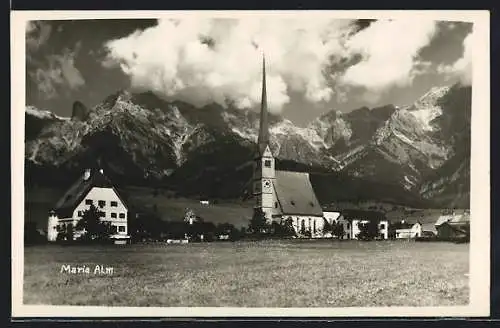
[24,83,471,209]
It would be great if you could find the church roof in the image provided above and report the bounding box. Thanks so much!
[53,169,127,218]
[257,55,270,157]
[274,170,323,216]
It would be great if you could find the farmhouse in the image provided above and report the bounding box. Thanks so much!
[47,168,130,243]
[435,210,470,240]
[252,57,325,237]
[395,221,422,239]
[340,209,389,240]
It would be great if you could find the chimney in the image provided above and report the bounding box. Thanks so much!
[83,169,91,180]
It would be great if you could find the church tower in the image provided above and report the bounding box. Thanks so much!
[252,55,276,223]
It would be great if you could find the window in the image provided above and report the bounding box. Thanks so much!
[264,160,271,167]
[119,213,126,219]
[274,202,278,208]
[85,199,92,205]
[111,213,117,219]
[110,201,118,207]
[98,200,106,208]
[118,226,126,233]
[380,224,385,229]
[99,211,105,218]
[77,211,82,217]
[313,220,316,233]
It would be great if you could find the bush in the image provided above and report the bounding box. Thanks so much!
[356,220,380,241]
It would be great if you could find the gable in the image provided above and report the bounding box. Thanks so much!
[273,170,323,216]
[53,170,125,217]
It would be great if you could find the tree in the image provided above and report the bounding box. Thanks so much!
[322,218,333,236]
[332,222,345,239]
[249,208,269,235]
[356,219,380,241]
[75,204,113,241]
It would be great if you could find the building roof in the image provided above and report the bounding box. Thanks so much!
[53,169,127,218]
[449,212,470,225]
[435,215,454,227]
[273,170,323,216]
[421,222,438,234]
[257,55,270,156]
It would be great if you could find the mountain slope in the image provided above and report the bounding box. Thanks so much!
[24,83,471,208]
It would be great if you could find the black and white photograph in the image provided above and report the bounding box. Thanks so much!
[11,10,490,317]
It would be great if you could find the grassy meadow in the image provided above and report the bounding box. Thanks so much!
[23,240,469,307]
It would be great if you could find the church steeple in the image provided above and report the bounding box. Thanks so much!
[257,54,270,155]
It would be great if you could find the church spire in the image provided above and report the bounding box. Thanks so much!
[257,54,269,155]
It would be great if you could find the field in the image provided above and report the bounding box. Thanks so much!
[23,240,469,307]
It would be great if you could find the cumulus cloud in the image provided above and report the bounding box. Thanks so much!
[103,18,356,112]
[437,31,472,86]
[28,42,86,99]
[340,19,438,102]
[26,21,52,53]
[102,17,440,110]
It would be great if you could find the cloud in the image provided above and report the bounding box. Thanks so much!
[28,42,85,99]
[103,18,357,113]
[437,31,472,86]
[339,19,438,102]
[26,21,52,53]
[102,17,441,110]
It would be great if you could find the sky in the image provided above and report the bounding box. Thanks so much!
[25,17,472,127]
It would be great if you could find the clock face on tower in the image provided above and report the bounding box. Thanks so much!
[263,179,271,190]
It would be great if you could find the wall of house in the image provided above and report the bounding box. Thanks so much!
[351,219,389,240]
[323,212,341,225]
[71,187,128,238]
[286,215,325,237]
[47,214,58,241]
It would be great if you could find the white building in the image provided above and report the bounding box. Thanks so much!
[338,209,389,240]
[395,221,422,239]
[47,168,130,243]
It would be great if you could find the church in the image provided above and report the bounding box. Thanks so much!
[252,57,327,238]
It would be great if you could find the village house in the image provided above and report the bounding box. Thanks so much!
[395,220,422,239]
[435,210,470,240]
[47,168,130,244]
[340,209,389,240]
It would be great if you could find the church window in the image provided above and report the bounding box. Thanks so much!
[274,202,278,208]
[264,160,271,167]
